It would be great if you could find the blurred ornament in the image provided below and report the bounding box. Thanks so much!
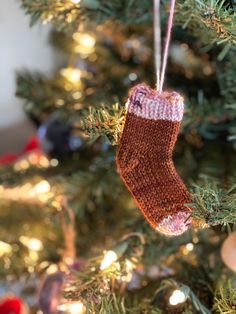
[0,296,27,314]
[127,270,142,290]
[38,115,83,158]
[0,136,42,166]
[122,37,151,63]
[147,265,174,280]
[39,272,64,314]
[221,231,236,272]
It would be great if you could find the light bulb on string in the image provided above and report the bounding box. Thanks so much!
[169,289,187,306]
[70,0,81,4]
[100,250,118,270]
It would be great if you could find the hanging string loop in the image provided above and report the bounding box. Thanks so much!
[154,0,161,91]
[154,0,177,92]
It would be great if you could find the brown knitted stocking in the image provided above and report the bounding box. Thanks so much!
[116,84,192,236]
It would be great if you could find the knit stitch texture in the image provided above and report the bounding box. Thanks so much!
[116,84,192,236]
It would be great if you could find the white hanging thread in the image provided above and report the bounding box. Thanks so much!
[154,0,161,91]
[154,0,177,92]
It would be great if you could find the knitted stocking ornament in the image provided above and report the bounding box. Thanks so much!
[116,84,192,236]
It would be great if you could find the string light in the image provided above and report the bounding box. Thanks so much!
[28,238,43,251]
[72,91,82,100]
[128,73,138,81]
[28,152,39,165]
[61,68,82,84]
[33,180,51,195]
[46,263,59,274]
[169,289,187,306]
[57,301,85,314]
[13,154,50,171]
[71,0,81,3]
[186,243,194,251]
[100,250,118,270]
[77,33,95,47]
[20,236,43,252]
[0,241,12,257]
[73,33,96,56]
[50,158,59,167]
[0,181,52,204]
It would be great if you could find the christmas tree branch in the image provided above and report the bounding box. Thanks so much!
[175,0,236,59]
[21,0,236,54]
[81,104,125,145]
[191,180,236,228]
[81,95,236,145]
[16,71,79,119]
[63,227,219,313]
[213,280,236,313]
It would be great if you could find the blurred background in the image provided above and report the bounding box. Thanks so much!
[0,0,54,153]
[0,1,236,314]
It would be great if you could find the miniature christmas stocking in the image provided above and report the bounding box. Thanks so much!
[116,84,192,236]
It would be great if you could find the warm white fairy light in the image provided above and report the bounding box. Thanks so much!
[20,236,43,252]
[74,33,96,48]
[71,0,81,3]
[50,158,59,167]
[186,243,194,251]
[61,68,82,84]
[28,238,43,251]
[72,91,82,100]
[13,154,50,171]
[33,180,51,194]
[169,289,187,306]
[100,250,118,270]
[46,263,59,274]
[57,301,85,314]
[128,73,138,81]
[73,32,96,56]
[0,241,12,257]
[0,181,52,204]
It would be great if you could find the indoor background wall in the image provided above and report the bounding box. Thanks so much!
[0,0,55,153]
